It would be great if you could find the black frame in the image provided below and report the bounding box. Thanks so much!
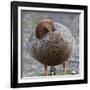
[11,1,88,88]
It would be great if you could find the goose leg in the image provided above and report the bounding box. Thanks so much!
[63,63,66,75]
[44,65,48,76]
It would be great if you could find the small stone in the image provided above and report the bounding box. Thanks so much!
[71,70,76,74]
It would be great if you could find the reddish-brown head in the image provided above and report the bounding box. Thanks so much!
[36,19,54,39]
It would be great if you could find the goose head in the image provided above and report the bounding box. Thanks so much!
[36,19,54,39]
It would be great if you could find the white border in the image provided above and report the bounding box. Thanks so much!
[18,6,84,83]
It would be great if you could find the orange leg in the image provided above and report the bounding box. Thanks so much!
[44,65,48,76]
[63,63,66,75]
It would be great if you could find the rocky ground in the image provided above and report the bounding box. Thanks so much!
[21,10,80,77]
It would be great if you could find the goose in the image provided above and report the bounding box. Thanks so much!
[29,19,75,76]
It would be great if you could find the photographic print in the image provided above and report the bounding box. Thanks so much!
[21,9,79,77]
[11,1,87,88]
